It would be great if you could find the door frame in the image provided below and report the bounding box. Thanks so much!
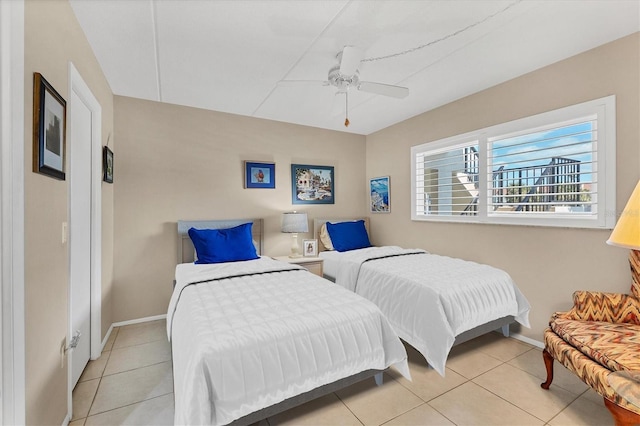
[0,0,26,424]
[67,62,102,412]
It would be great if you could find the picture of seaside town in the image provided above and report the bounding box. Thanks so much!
[293,165,334,204]
[370,176,390,212]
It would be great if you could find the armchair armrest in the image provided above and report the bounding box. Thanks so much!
[555,290,640,324]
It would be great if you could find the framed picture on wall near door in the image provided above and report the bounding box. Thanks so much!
[33,72,66,180]
[103,146,114,183]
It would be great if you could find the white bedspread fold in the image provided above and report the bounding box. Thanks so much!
[169,257,409,425]
[333,247,531,376]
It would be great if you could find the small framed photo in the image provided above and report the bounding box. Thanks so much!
[245,161,275,189]
[103,146,114,183]
[291,164,334,204]
[33,73,66,180]
[370,176,390,213]
[303,239,318,257]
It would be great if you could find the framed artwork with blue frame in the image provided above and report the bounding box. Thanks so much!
[244,161,275,189]
[370,176,390,213]
[291,164,334,204]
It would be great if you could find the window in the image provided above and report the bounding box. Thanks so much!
[411,96,616,229]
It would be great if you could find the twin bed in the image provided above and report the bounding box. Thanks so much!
[168,219,409,425]
[167,217,530,425]
[315,218,530,376]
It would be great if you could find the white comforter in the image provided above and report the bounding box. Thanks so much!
[167,257,409,426]
[333,246,530,376]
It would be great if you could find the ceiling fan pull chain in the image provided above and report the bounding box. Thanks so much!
[344,91,350,127]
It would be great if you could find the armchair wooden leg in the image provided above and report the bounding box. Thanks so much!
[604,397,640,426]
[541,348,555,389]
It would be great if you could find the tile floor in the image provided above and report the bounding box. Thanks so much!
[71,319,615,425]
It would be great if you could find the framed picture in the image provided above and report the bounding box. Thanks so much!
[103,147,114,183]
[245,161,275,189]
[370,176,390,213]
[303,239,318,257]
[291,164,334,204]
[33,73,66,180]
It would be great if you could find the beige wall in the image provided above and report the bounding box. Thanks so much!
[366,33,640,342]
[24,0,114,424]
[112,97,366,322]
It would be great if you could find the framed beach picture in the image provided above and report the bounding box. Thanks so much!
[103,147,114,183]
[291,164,334,204]
[33,73,66,180]
[370,176,390,213]
[244,161,275,189]
[303,239,318,257]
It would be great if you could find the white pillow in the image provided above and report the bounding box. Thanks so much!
[319,223,334,251]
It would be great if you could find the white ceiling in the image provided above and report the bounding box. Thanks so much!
[70,0,639,135]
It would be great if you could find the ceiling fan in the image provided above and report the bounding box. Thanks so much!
[278,46,409,127]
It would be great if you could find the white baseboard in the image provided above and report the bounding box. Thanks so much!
[100,324,114,353]
[511,332,544,349]
[99,314,168,354]
[112,314,167,328]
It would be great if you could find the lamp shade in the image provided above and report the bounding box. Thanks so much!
[607,180,640,250]
[281,212,308,233]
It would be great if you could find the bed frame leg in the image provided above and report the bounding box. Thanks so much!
[374,372,383,386]
[501,324,510,337]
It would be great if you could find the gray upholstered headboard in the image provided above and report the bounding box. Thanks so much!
[177,219,264,264]
[313,218,370,252]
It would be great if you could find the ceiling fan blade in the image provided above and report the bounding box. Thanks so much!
[339,46,363,76]
[358,81,409,99]
[278,80,330,87]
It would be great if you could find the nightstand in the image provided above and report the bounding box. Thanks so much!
[273,256,324,277]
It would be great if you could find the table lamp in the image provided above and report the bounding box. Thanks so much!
[607,180,640,287]
[282,212,308,258]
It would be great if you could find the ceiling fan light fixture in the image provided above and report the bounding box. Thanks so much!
[328,65,359,91]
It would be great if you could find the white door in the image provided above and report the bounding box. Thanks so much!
[69,90,92,387]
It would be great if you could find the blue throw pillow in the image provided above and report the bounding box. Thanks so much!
[188,223,259,264]
[326,220,372,252]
